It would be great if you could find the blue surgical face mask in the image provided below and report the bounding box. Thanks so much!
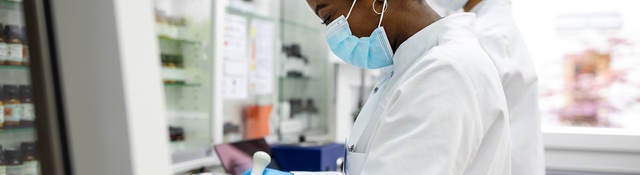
[326,0,394,69]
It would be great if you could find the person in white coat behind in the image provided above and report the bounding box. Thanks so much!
[428,0,545,174]
[304,0,512,174]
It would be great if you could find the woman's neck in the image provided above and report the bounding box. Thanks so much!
[464,0,484,12]
[386,1,441,52]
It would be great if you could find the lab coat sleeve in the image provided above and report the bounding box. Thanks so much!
[361,59,484,175]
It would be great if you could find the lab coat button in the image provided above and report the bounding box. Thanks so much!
[347,144,355,152]
[374,87,379,93]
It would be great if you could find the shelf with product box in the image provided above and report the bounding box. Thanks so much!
[160,53,183,65]
[280,44,314,81]
[0,65,27,70]
[0,84,38,175]
[155,2,215,170]
[0,0,41,174]
[0,141,40,175]
[155,8,200,44]
[0,23,30,67]
[161,53,201,87]
[0,85,35,132]
[161,66,202,87]
[276,0,333,142]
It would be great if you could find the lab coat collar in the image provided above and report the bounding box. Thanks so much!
[471,0,511,14]
[391,13,477,74]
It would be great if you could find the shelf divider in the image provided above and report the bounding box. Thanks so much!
[0,65,29,70]
[0,126,35,134]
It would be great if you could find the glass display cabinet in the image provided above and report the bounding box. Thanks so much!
[0,1,41,174]
[152,0,338,172]
[153,0,216,168]
[218,0,333,145]
[276,0,332,143]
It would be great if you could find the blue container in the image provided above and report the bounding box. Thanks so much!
[271,143,345,172]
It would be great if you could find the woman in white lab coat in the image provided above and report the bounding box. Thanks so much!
[428,0,545,174]
[304,0,511,174]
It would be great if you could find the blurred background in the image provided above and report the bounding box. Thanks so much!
[512,0,640,174]
[0,0,638,174]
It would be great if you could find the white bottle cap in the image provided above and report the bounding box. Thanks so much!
[250,151,271,175]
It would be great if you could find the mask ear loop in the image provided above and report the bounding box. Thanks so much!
[346,0,358,19]
[373,0,388,27]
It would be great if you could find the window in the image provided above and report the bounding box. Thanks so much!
[513,0,640,173]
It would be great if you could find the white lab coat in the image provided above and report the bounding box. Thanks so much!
[471,1,545,174]
[345,13,511,175]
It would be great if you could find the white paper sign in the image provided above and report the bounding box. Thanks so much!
[223,14,249,99]
[249,19,275,95]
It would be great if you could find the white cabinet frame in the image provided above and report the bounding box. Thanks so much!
[50,0,172,174]
[544,127,640,174]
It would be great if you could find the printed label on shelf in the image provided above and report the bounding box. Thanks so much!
[0,43,8,61]
[8,44,23,62]
[5,104,22,122]
[6,166,21,175]
[0,106,4,124]
[22,103,34,121]
[21,161,40,175]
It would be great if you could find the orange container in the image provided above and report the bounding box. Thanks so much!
[244,105,273,139]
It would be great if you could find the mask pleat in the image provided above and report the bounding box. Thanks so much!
[335,36,359,64]
[353,38,370,66]
[325,15,394,69]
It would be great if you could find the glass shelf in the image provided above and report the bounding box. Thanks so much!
[164,82,201,87]
[0,0,21,5]
[226,6,273,21]
[161,53,183,57]
[280,76,313,81]
[280,19,323,32]
[0,126,34,134]
[155,0,214,166]
[158,35,200,44]
[0,65,29,70]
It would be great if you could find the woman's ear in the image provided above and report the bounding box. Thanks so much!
[372,0,387,14]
